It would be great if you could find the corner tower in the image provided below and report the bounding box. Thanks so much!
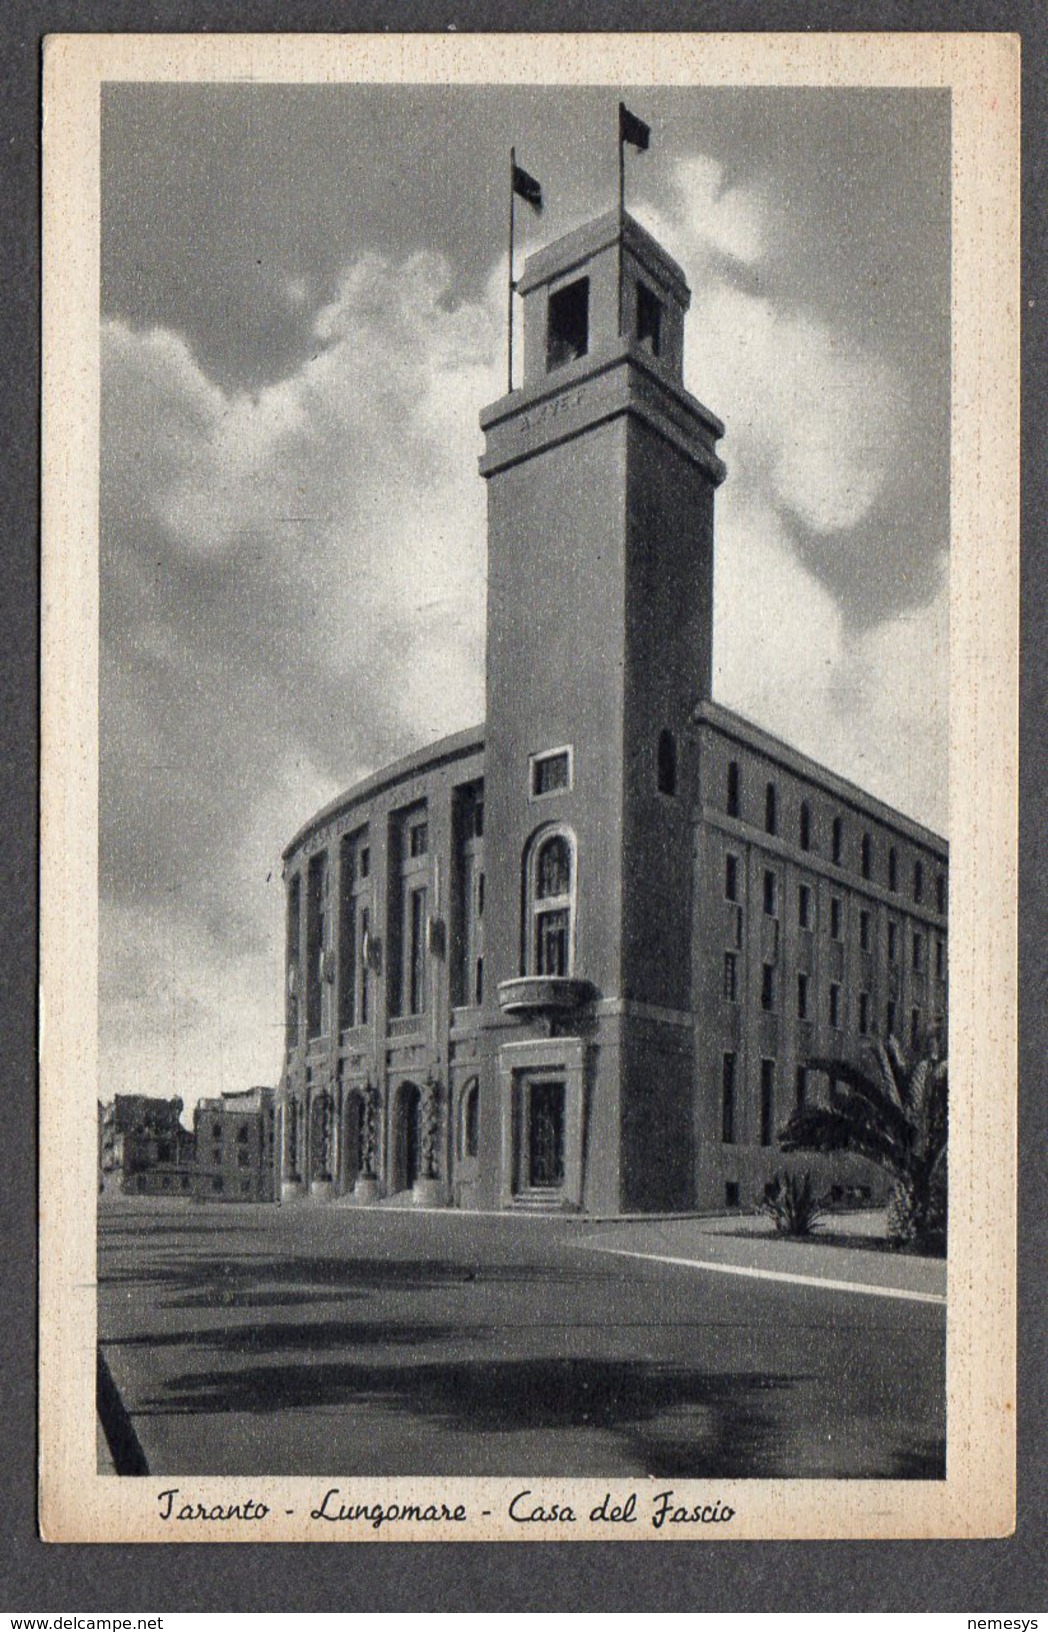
[477,209,726,1214]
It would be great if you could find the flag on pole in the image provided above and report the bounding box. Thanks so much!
[511,161,543,212]
[619,102,651,153]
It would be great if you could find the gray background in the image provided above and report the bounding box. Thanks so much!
[4,0,1044,1611]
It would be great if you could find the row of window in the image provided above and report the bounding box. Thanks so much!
[289,808,577,1043]
[725,953,927,1042]
[727,855,946,972]
[725,760,945,909]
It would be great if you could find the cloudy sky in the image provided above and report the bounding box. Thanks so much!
[99,84,950,1108]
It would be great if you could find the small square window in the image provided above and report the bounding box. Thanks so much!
[531,748,572,798]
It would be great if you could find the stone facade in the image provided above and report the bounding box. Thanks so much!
[278,209,948,1216]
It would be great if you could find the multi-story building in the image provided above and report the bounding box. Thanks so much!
[99,1094,196,1197]
[278,207,947,1216]
[193,1087,278,1203]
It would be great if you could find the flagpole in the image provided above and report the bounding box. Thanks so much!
[617,109,625,337]
[508,146,516,393]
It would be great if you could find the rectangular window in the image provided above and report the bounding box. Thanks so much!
[832,816,843,865]
[797,971,808,1020]
[721,1053,736,1144]
[795,1065,808,1108]
[936,938,945,978]
[799,802,811,851]
[306,850,328,1039]
[409,887,428,1015]
[723,952,738,1003]
[859,992,870,1035]
[765,781,777,835]
[734,906,744,950]
[798,884,811,929]
[760,1060,775,1147]
[889,847,898,892]
[829,983,841,1028]
[340,830,371,1030]
[913,932,924,973]
[531,747,572,797]
[727,760,740,818]
[475,956,484,1006]
[761,962,775,1011]
[409,822,429,858]
[725,853,739,901]
[859,909,871,951]
[636,281,662,355]
[861,832,872,880]
[830,896,842,940]
[238,1150,250,1168]
[547,277,590,370]
[937,872,946,915]
[237,1125,249,1143]
[763,869,777,917]
[888,921,898,962]
[536,908,570,977]
[914,860,924,904]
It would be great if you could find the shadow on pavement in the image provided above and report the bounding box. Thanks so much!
[137,1354,794,1478]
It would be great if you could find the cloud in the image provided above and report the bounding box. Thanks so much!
[100,250,504,1096]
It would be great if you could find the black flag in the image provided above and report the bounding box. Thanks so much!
[512,161,543,212]
[619,102,651,153]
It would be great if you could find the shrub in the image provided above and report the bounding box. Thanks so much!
[759,1170,825,1237]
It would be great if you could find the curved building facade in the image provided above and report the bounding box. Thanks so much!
[278,209,947,1215]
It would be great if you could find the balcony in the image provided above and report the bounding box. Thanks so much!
[497,976,596,1018]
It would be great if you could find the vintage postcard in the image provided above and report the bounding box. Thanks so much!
[40,32,1019,1542]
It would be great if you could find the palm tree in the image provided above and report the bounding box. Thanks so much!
[779,1038,947,1254]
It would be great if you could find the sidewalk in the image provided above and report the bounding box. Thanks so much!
[579,1211,947,1303]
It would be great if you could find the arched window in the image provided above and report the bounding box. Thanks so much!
[525,827,576,977]
[657,729,677,796]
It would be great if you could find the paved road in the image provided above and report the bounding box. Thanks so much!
[97,1200,945,1480]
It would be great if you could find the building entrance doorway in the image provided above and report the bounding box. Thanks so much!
[526,1078,565,1189]
[393,1081,422,1193]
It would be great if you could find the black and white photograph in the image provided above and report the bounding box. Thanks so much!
[39,31,1019,1543]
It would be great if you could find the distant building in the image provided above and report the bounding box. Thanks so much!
[100,1094,195,1197]
[98,1088,278,1201]
[277,208,948,1216]
[193,1088,278,1203]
